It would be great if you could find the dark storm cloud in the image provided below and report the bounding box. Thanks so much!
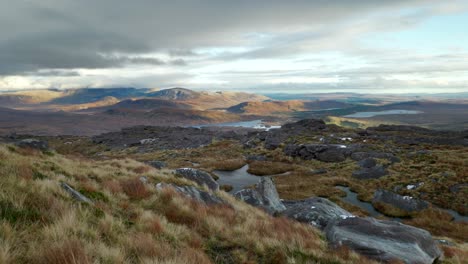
[0,0,441,75]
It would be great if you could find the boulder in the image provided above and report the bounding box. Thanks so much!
[352,165,388,180]
[60,182,93,204]
[358,157,377,168]
[156,183,225,206]
[146,160,166,169]
[246,155,267,161]
[372,189,429,212]
[325,217,442,264]
[285,144,348,162]
[235,177,286,214]
[175,168,219,191]
[15,139,49,151]
[283,197,353,230]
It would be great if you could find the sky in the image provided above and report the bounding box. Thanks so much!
[1,0,468,94]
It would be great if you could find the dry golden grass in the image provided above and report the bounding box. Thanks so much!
[0,143,384,263]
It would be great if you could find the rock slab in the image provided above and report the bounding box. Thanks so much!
[175,168,219,191]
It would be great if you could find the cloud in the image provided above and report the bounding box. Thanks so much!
[0,0,467,91]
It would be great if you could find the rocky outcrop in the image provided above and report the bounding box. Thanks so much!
[284,144,348,162]
[156,183,225,205]
[175,168,219,191]
[60,182,93,204]
[15,139,49,151]
[234,177,286,214]
[325,217,442,264]
[283,197,354,230]
[372,189,429,212]
[261,119,328,150]
[352,165,388,180]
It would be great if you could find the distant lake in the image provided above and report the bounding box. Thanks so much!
[193,120,281,131]
[345,109,423,118]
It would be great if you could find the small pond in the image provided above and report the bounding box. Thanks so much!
[344,109,423,118]
[213,165,289,193]
[336,186,467,222]
[193,120,281,131]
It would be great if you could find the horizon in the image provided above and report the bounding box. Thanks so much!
[1,1,468,93]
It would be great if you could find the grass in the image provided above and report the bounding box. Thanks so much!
[247,161,295,176]
[0,143,382,264]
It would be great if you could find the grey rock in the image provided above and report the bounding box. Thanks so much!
[285,144,348,162]
[283,197,353,230]
[156,183,225,205]
[358,157,377,168]
[372,189,429,212]
[175,168,219,191]
[234,177,286,214]
[352,165,388,180]
[60,182,93,204]
[15,139,49,151]
[146,160,166,169]
[325,217,442,264]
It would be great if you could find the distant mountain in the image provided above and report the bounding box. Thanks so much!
[84,98,192,113]
[50,88,149,104]
[146,87,199,100]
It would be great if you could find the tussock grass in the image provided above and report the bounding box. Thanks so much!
[0,144,380,263]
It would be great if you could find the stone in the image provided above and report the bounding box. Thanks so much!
[175,168,219,191]
[352,165,388,180]
[325,217,442,264]
[372,189,429,212]
[358,157,377,168]
[235,177,286,214]
[285,144,348,162]
[283,197,354,230]
[60,182,93,204]
[15,139,49,151]
[156,183,225,206]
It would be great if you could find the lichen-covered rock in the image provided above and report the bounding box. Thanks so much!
[325,217,442,264]
[283,197,353,230]
[156,183,225,205]
[372,189,429,212]
[234,177,286,214]
[175,168,219,191]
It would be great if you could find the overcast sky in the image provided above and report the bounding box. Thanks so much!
[1,0,468,93]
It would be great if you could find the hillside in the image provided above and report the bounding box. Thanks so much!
[227,100,352,115]
[0,143,374,264]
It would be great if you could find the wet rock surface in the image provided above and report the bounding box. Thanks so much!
[283,197,354,230]
[175,168,219,191]
[372,189,429,212]
[325,217,442,264]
